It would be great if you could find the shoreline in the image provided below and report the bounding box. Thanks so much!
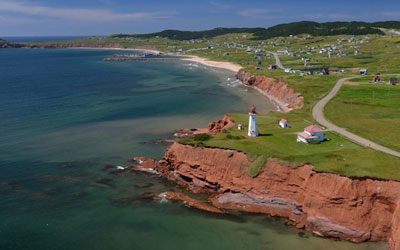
[179,54,242,73]
[71,46,285,113]
[240,82,291,113]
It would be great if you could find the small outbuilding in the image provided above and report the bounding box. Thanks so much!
[360,68,368,75]
[268,64,277,70]
[297,124,325,143]
[328,67,339,73]
[279,119,290,128]
[237,124,243,130]
[389,78,398,85]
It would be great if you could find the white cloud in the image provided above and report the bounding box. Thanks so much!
[209,1,231,9]
[382,11,400,17]
[304,13,355,19]
[237,9,270,18]
[0,1,176,22]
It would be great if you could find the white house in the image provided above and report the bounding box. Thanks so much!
[297,124,325,143]
[279,119,290,128]
[360,68,368,75]
[284,68,292,73]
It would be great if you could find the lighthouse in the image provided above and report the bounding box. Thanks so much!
[248,105,259,137]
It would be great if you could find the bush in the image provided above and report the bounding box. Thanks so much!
[226,134,243,140]
[193,133,211,141]
[246,156,268,177]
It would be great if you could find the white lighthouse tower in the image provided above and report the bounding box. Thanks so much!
[248,105,259,137]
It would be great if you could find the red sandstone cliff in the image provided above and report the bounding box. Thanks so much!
[236,70,304,111]
[175,114,235,137]
[137,142,400,249]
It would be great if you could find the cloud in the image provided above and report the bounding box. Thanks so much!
[0,1,177,22]
[381,11,400,17]
[304,13,355,19]
[209,1,231,9]
[0,15,40,24]
[237,9,270,18]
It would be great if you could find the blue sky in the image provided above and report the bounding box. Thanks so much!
[0,0,399,36]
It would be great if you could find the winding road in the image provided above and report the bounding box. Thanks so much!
[267,51,285,69]
[312,77,400,158]
[268,51,400,157]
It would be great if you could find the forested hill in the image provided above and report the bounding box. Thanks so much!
[110,21,400,40]
[251,21,398,39]
[110,28,265,40]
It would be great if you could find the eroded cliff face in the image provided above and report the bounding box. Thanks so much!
[175,114,235,137]
[390,202,400,250]
[236,70,304,110]
[144,142,400,249]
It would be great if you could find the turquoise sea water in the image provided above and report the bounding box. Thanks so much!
[0,48,385,250]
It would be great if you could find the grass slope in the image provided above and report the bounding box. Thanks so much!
[325,82,400,152]
[180,112,400,180]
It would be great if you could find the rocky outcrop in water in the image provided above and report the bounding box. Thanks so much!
[134,142,400,249]
[236,70,304,111]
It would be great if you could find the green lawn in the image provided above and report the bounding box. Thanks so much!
[179,113,400,180]
[325,83,400,152]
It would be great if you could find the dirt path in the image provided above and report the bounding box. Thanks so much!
[267,51,285,69]
[312,76,400,158]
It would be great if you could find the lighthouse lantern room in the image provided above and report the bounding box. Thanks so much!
[248,105,259,137]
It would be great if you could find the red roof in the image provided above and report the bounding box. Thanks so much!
[298,132,318,139]
[304,124,323,133]
[249,105,256,114]
[280,119,287,123]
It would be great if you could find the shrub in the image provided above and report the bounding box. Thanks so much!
[246,156,268,177]
[193,133,211,141]
[226,134,243,140]
[226,152,234,158]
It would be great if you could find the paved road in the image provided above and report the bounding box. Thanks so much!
[267,51,284,69]
[312,76,400,158]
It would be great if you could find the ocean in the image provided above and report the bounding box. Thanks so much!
[3,36,91,43]
[0,48,385,250]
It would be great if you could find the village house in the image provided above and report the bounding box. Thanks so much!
[389,78,398,85]
[372,74,383,83]
[268,64,277,70]
[320,68,329,75]
[279,119,290,128]
[328,67,339,73]
[297,124,325,143]
[284,68,292,73]
[360,68,368,75]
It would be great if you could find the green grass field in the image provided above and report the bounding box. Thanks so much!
[179,113,400,180]
[325,83,400,152]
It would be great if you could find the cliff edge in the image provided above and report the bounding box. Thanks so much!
[136,142,400,249]
[236,70,304,112]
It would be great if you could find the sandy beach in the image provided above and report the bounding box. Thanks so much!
[180,55,242,72]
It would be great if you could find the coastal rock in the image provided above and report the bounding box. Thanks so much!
[156,192,224,214]
[175,114,235,138]
[389,201,400,250]
[138,142,400,248]
[236,70,304,111]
